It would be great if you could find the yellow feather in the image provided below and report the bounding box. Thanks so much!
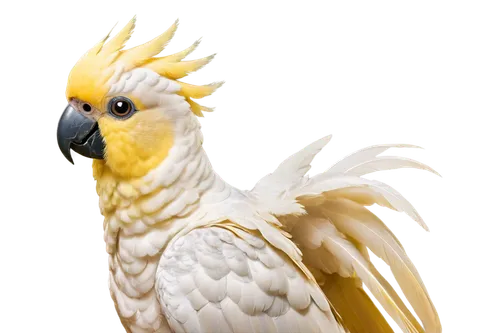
[324,199,441,332]
[97,108,174,179]
[324,274,394,333]
[295,216,424,333]
[67,19,222,117]
[146,54,216,79]
[160,39,201,62]
[322,233,424,333]
[65,23,123,107]
[100,16,136,56]
[185,98,214,117]
[119,19,179,68]
[177,81,224,99]
[326,187,394,209]
[368,260,428,333]
[89,20,120,55]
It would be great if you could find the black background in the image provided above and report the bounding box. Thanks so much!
[46,3,459,332]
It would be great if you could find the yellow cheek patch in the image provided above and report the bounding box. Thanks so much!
[97,109,174,179]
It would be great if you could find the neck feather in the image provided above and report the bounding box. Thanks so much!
[95,115,216,254]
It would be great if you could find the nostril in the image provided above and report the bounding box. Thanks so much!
[82,103,92,112]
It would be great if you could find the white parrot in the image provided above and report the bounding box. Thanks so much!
[57,17,441,333]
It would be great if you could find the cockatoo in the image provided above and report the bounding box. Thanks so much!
[57,18,441,333]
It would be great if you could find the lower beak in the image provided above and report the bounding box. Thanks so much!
[57,104,105,164]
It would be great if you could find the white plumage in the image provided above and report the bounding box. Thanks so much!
[95,69,441,333]
[125,133,440,333]
[156,227,343,333]
[66,40,442,333]
[62,19,441,333]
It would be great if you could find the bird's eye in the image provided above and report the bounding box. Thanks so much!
[108,97,136,119]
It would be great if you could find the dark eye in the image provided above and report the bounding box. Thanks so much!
[108,96,136,119]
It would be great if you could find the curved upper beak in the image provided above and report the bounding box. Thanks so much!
[57,104,105,164]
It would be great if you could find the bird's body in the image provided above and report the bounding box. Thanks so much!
[97,113,339,332]
[101,123,205,332]
[100,116,224,332]
[58,17,441,333]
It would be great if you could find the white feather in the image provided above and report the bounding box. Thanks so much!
[156,227,337,333]
[299,175,429,230]
[325,199,441,332]
[252,135,332,196]
[245,137,440,332]
[318,222,424,333]
[326,144,421,174]
[345,156,441,177]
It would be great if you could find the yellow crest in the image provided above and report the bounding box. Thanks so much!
[66,17,223,116]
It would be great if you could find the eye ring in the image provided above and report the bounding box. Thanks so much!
[107,96,136,119]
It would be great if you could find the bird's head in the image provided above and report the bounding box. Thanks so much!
[57,17,222,179]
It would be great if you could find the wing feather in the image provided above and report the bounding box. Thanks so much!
[252,135,332,196]
[300,175,429,230]
[344,156,440,177]
[156,226,341,333]
[308,218,425,333]
[324,274,394,333]
[326,144,421,175]
[249,137,441,333]
[322,199,441,332]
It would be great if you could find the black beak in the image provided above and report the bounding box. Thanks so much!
[57,104,105,164]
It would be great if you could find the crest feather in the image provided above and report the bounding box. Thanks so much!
[67,18,220,116]
[179,81,227,118]
[145,54,216,79]
[177,81,224,99]
[118,19,179,68]
[160,39,201,62]
[186,97,214,117]
[100,16,136,56]
[88,27,114,56]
